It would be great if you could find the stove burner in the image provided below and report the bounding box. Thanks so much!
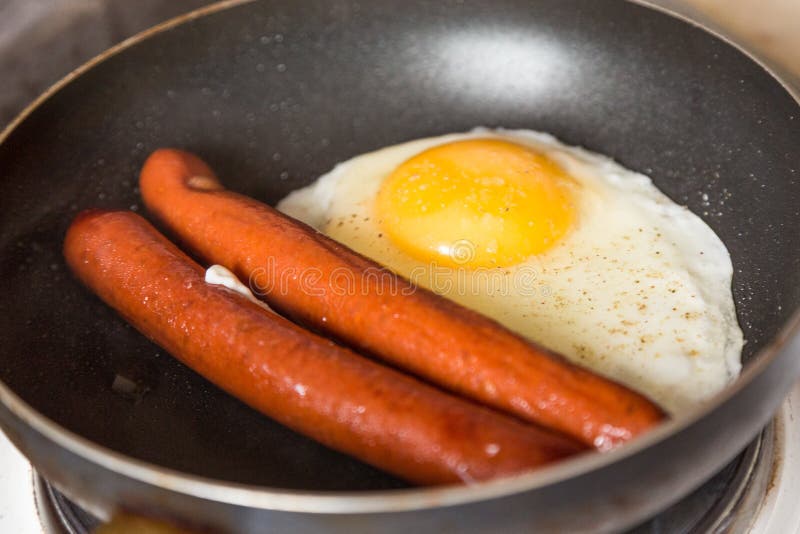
[33,424,774,534]
[34,475,100,534]
[629,422,774,533]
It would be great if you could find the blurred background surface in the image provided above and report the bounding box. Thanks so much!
[0,0,213,126]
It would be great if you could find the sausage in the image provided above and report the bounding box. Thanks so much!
[140,149,667,449]
[64,210,583,485]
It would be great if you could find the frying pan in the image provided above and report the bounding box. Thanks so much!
[0,0,799,531]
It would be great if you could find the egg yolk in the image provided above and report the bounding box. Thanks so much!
[376,138,577,268]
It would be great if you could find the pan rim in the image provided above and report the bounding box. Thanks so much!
[0,0,799,514]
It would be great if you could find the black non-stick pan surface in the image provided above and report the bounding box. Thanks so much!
[0,0,799,531]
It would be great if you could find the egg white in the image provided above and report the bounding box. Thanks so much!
[277,128,744,414]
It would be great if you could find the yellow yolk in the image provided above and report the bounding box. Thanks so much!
[376,138,577,268]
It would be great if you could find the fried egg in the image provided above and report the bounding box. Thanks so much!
[277,128,743,414]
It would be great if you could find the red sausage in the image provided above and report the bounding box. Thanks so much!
[140,149,667,449]
[64,210,583,485]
